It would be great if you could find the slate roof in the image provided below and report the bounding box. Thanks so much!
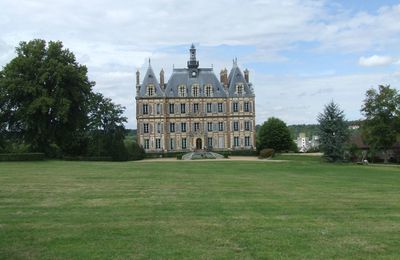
[227,61,255,98]
[138,64,164,98]
[137,45,254,99]
[164,68,227,98]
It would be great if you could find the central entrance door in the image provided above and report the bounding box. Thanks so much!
[196,138,202,150]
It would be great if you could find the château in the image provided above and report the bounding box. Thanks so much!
[136,45,256,152]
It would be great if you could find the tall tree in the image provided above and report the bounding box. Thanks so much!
[87,92,128,160]
[318,101,349,162]
[0,39,94,155]
[361,85,400,163]
[257,117,294,152]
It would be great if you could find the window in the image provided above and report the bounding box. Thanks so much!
[170,138,175,150]
[169,103,174,114]
[207,122,213,132]
[156,103,161,114]
[156,138,161,149]
[244,121,250,131]
[236,84,243,95]
[234,137,240,147]
[207,103,212,113]
[144,139,150,149]
[218,103,223,112]
[157,123,161,133]
[193,103,199,113]
[182,138,187,149]
[143,104,148,115]
[179,85,186,97]
[244,102,250,112]
[192,84,199,97]
[181,122,186,132]
[181,103,186,114]
[233,122,239,131]
[233,102,238,112]
[205,84,213,97]
[169,123,175,133]
[218,122,224,131]
[245,136,250,147]
[207,137,213,148]
[194,122,200,132]
[143,123,149,133]
[147,85,155,96]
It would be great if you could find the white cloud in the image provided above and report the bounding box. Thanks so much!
[1,1,400,128]
[358,55,395,67]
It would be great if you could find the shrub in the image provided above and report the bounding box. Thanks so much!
[63,156,112,161]
[110,140,129,161]
[126,141,145,161]
[44,143,62,159]
[259,148,274,159]
[229,150,258,156]
[0,153,45,161]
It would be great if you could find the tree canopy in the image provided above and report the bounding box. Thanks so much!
[318,101,349,162]
[0,39,93,154]
[0,39,136,160]
[361,85,400,162]
[257,117,294,152]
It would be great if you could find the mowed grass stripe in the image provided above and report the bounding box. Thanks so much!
[0,159,399,259]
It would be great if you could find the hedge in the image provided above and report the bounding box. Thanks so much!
[0,153,45,161]
[63,156,113,161]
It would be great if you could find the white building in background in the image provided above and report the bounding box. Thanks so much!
[296,133,319,152]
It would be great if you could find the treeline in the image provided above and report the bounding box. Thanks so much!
[0,39,144,161]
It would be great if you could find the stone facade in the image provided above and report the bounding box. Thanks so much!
[136,45,256,153]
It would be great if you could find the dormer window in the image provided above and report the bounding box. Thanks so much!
[192,84,199,97]
[205,84,213,97]
[178,85,186,97]
[236,84,244,95]
[147,85,155,96]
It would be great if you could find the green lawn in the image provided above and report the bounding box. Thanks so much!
[0,158,399,259]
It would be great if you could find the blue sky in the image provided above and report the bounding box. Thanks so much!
[0,0,399,128]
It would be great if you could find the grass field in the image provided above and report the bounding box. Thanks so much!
[1,157,399,259]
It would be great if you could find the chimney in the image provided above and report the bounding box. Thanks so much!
[136,70,140,86]
[244,69,249,83]
[160,68,164,88]
[220,68,228,86]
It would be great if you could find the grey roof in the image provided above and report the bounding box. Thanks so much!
[137,45,254,99]
[164,68,227,98]
[138,64,164,98]
[227,63,255,97]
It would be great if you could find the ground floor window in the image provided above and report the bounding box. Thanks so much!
[207,137,213,148]
[170,138,175,150]
[245,136,250,147]
[182,138,187,149]
[234,136,240,147]
[144,139,150,149]
[156,138,161,149]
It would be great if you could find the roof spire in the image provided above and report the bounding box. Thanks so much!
[187,44,199,69]
[233,57,238,67]
[148,58,151,66]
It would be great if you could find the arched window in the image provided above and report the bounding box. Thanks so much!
[236,84,244,95]
[178,85,186,97]
[205,84,213,97]
[192,84,200,97]
[147,85,155,96]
